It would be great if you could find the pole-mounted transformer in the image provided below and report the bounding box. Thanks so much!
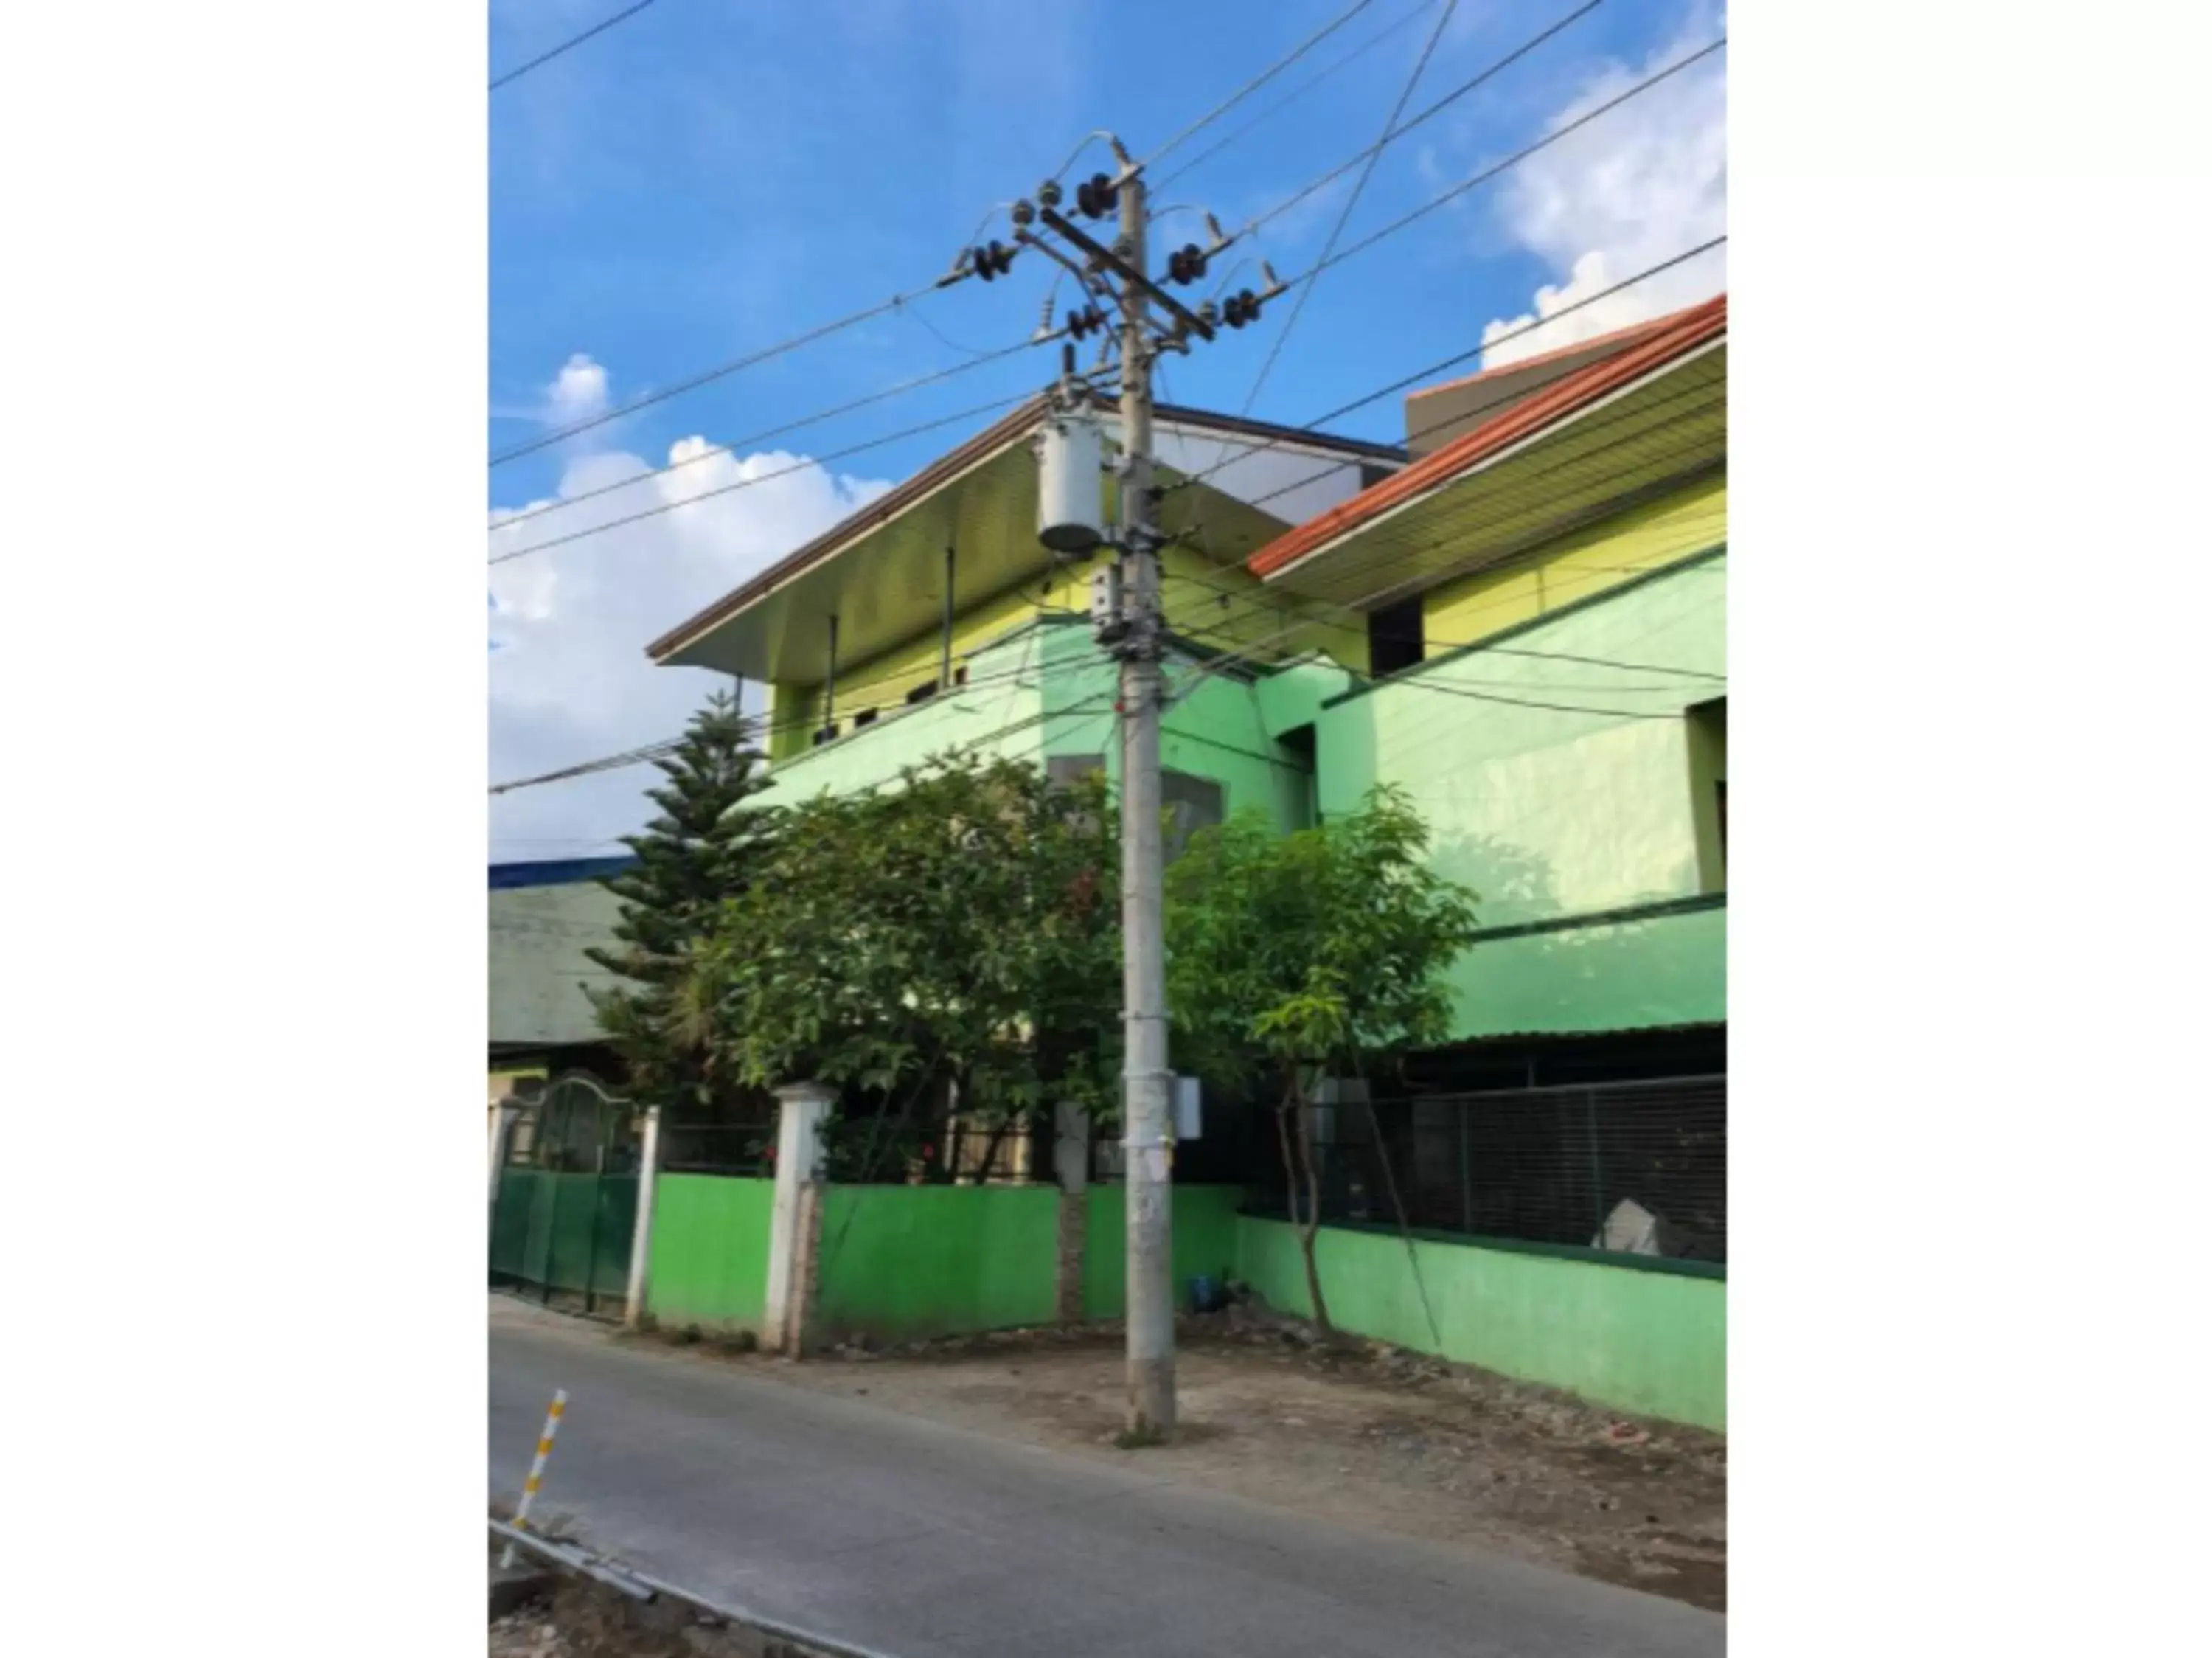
[1035,402,1105,555]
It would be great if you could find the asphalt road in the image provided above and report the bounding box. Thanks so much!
[489,1297,1724,1657]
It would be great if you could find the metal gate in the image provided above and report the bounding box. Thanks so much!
[490,1073,642,1317]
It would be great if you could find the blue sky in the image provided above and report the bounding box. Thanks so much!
[487,0,1725,853]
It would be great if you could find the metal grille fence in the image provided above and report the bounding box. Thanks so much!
[1249,1075,1726,1265]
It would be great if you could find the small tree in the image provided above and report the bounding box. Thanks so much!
[584,689,778,1114]
[704,753,1121,1178]
[1165,786,1479,1330]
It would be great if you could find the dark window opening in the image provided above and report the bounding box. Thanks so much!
[811,723,840,747]
[954,664,970,686]
[1368,595,1425,677]
[905,680,938,705]
[1686,696,1727,894]
[852,707,878,729]
[1162,770,1225,861]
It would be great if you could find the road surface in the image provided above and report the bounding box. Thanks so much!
[489,1297,1724,1657]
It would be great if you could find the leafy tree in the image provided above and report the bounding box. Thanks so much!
[1164,786,1479,1329]
[584,689,779,1114]
[703,752,1121,1178]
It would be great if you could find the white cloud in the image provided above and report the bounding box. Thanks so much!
[488,404,891,859]
[1478,9,1726,368]
[545,352,611,426]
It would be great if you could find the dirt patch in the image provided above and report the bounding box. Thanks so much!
[650,1309,1725,1612]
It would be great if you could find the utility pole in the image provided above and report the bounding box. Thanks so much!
[976,143,1276,1440]
[1112,171,1175,1438]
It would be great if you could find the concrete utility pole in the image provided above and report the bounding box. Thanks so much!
[992,143,1266,1438]
[1112,172,1175,1438]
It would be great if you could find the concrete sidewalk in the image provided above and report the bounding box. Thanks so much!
[489,1297,1724,1657]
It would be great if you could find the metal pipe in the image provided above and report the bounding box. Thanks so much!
[941,545,956,690]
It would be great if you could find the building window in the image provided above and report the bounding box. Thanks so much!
[954,664,970,687]
[1368,595,1425,677]
[1162,770,1225,861]
[853,707,878,729]
[811,722,840,748]
[1686,698,1726,893]
[905,679,937,705]
[1046,754,1105,789]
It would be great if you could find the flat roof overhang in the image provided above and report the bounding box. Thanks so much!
[647,398,1402,683]
[1254,341,1726,611]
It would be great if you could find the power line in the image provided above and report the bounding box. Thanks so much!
[1167,611,1703,721]
[487,335,1042,535]
[1155,0,1446,192]
[490,628,1071,795]
[489,272,997,467]
[1141,0,1384,169]
[1241,1,1608,243]
[1240,0,1464,415]
[1277,33,1725,294]
[490,0,660,92]
[1170,233,1726,504]
[1220,369,1731,590]
[487,390,1032,566]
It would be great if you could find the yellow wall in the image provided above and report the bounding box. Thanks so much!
[768,568,1091,761]
[1422,474,1726,653]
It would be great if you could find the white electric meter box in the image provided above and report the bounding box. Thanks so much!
[1036,408,1105,552]
[1173,1075,1203,1141]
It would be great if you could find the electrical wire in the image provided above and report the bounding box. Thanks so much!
[1166,611,1704,721]
[495,370,1728,787]
[1169,232,1727,503]
[490,276,989,467]
[1154,0,1446,192]
[1240,1,1607,244]
[491,619,1082,794]
[490,0,659,92]
[487,390,1033,566]
[1239,0,1463,415]
[1279,35,1725,296]
[1140,0,1384,170]
[489,335,1043,535]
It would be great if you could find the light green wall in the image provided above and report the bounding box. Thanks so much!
[814,1184,1060,1340]
[770,617,1317,833]
[1236,1216,1725,1431]
[1448,904,1725,1039]
[1318,544,1727,1039]
[647,1174,775,1333]
[1035,622,1317,833]
[1081,1184,1243,1319]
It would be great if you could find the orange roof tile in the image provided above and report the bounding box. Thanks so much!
[1248,293,1727,581]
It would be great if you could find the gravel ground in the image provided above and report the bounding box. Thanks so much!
[633,1301,1728,1613]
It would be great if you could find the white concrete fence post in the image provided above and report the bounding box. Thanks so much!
[764,1081,835,1353]
[487,1100,520,1246]
[623,1104,663,1330]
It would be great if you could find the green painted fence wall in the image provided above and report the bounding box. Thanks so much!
[647,1175,775,1333]
[1235,1215,1725,1432]
[1082,1184,1244,1319]
[814,1184,1060,1341]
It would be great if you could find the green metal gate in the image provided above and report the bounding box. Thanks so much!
[490,1074,642,1317]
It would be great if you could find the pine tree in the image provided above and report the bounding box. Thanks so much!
[584,688,776,1112]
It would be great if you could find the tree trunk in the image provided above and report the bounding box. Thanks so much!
[1280,1078,1332,1332]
